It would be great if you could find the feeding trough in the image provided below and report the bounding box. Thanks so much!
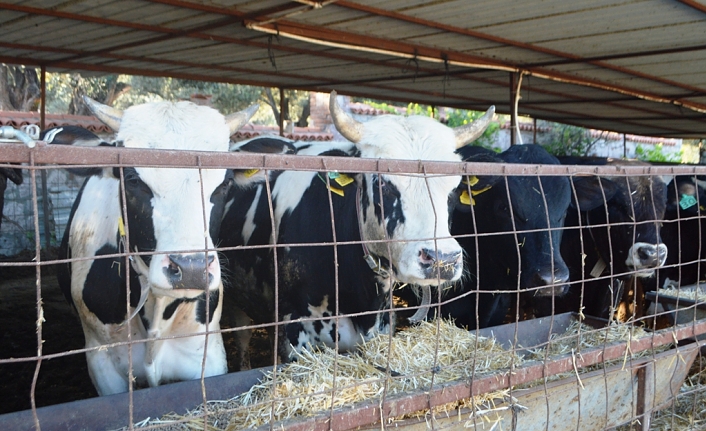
[1,312,701,431]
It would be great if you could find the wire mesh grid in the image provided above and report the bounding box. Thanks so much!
[1,141,706,431]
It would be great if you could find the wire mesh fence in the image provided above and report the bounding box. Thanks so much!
[1,138,706,431]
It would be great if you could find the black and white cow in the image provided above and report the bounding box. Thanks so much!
[652,175,706,289]
[54,98,258,395]
[404,144,571,329]
[220,92,495,360]
[534,159,668,320]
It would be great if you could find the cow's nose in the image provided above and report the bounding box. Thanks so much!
[164,253,215,289]
[531,263,570,296]
[634,243,667,268]
[419,248,462,280]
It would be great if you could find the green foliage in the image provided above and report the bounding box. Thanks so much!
[444,108,499,150]
[44,73,268,120]
[361,100,399,114]
[541,122,603,157]
[635,144,682,163]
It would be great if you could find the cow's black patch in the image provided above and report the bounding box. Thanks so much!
[160,289,219,325]
[237,137,296,155]
[196,289,221,325]
[209,171,234,242]
[162,299,181,321]
[328,323,337,343]
[313,319,323,334]
[82,244,129,325]
[122,167,157,266]
[372,174,405,238]
[360,176,369,223]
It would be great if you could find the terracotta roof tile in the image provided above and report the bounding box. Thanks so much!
[232,124,333,142]
[0,111,113,135]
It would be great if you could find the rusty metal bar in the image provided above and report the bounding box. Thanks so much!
[3,142,705,177]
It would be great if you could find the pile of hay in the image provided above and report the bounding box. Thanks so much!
[527,320,656,360]
[133,320,523,430]
[128,318,677,430]
[656,286,706,303]
[522,320,669,388]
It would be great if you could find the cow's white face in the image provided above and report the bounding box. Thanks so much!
[356,115,464,286]
[107,101,242,295]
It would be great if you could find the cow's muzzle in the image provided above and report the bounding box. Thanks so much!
[419,248,463,281]
[626,242,668,276]
[530,265,570,297]
[164,253,216,289]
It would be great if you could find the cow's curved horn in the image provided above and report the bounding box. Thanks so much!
[225,104,260,135]
[330,90,363,143]
[453,105,495,149]
[83,96,122,132]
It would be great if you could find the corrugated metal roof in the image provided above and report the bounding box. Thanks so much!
[0,0,705,137]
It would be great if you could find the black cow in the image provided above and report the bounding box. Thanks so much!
[404,144,572,329]
[534,158,668,320]
[652,175,706,289]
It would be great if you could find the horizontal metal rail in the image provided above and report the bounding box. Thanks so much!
[2,142,706,176]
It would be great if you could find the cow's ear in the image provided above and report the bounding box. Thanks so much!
[42,126,117,177]
[570,176,619,211]
[229,137,296,188]
[232,168,268,188]
[453,174,499,211]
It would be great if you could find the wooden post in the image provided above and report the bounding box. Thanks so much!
[623,133,627,158]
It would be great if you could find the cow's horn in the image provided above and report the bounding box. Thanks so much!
[330,90,363,143]
[83,96,122,132]
[453,105,495,149]
[225,103,259,135]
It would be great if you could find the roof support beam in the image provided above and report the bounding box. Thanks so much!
[334,1,706,99]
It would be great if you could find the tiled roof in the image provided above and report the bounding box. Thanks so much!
[232,124,333,142]
[0,112,334,142]
[0,111,113,135]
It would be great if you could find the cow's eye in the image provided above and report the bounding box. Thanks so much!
[374,175,390,194]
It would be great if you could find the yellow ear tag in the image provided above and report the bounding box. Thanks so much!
[463,176,480,187]
[471,185,492,196]
[459,190,472,205]
[243,169,260,178]
[329,186,345,197]
[118,216,126,237]
[334,173,354,187]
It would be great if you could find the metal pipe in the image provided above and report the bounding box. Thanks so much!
[40,66,51,249]
[279,87,285,137]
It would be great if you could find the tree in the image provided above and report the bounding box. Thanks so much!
[261,88,310,127]
[0,65,40,111]
[540,122,607,157]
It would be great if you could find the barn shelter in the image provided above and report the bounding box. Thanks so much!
[3,2,706,431]
[0,0,705,139]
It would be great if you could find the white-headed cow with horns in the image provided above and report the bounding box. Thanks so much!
[53,97,258,395]
[221,92,495,361]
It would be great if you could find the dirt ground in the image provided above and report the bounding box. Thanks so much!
[0,259,273,416]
